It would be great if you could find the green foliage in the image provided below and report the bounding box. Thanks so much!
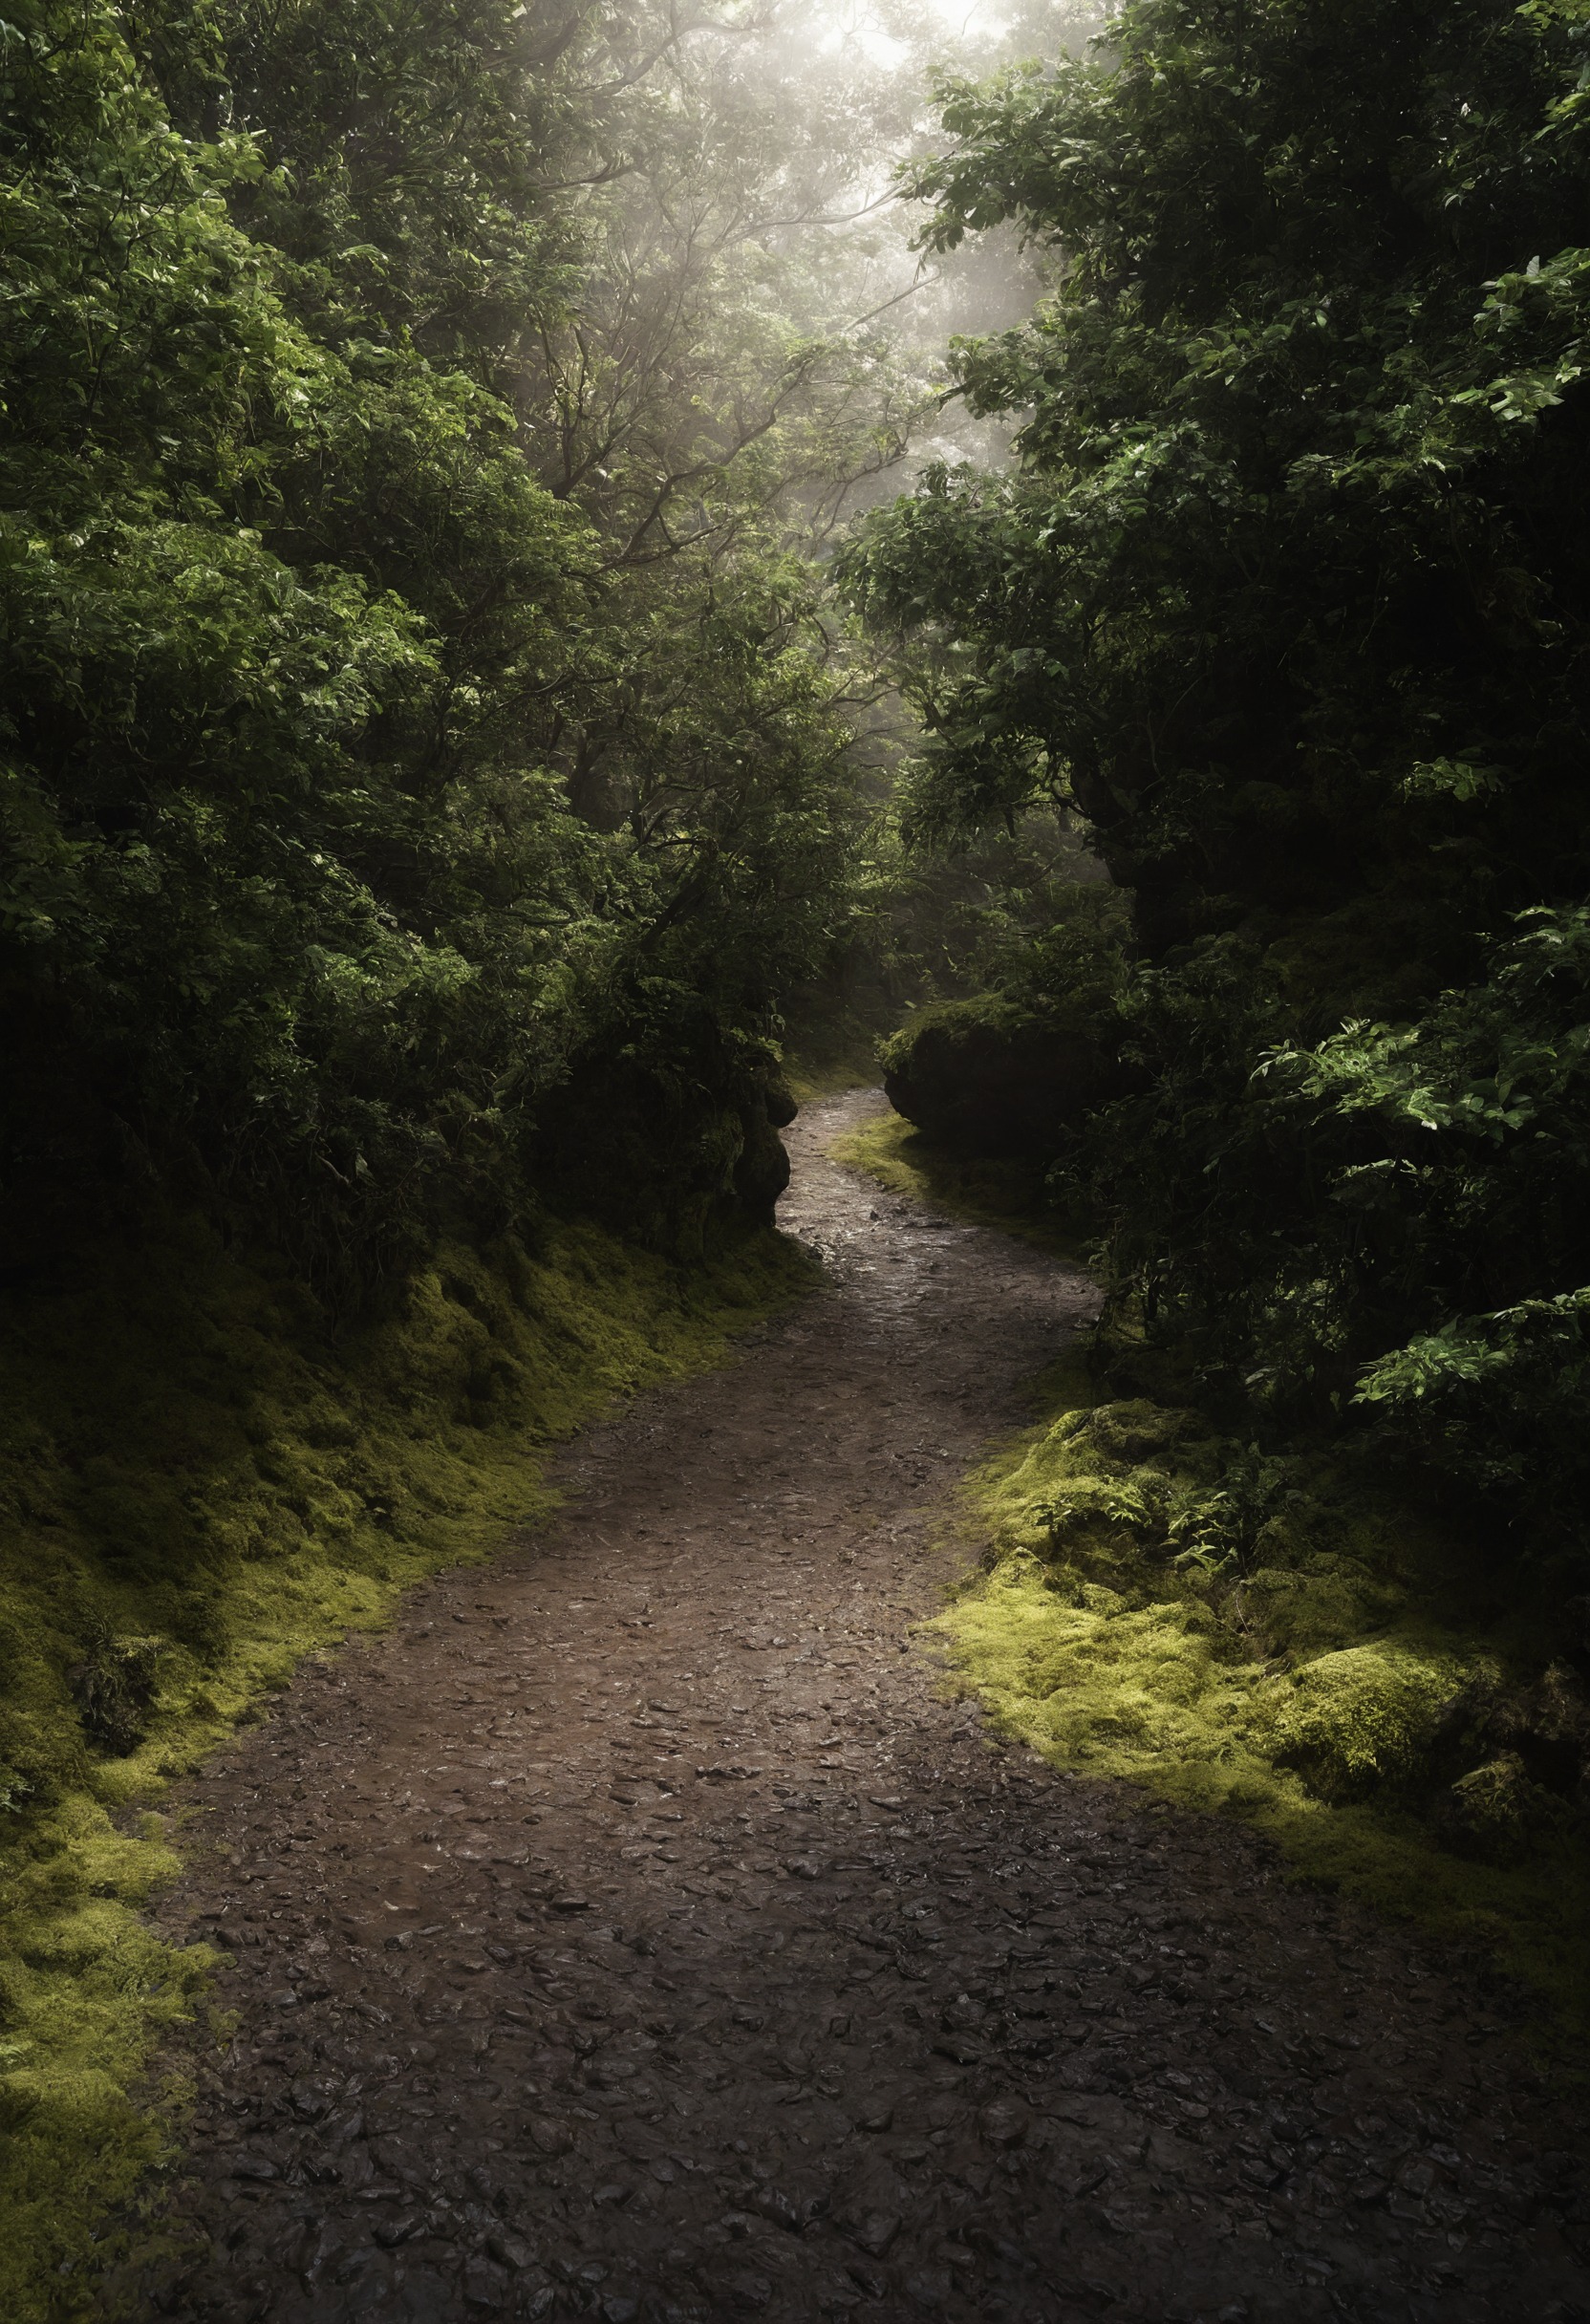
[844,0,1590,1564]
[0,0,895,1281]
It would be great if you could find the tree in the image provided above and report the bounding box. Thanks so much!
[0,0,940,1276]
[844,0,1590,1538]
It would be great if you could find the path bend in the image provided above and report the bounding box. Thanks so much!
[125,1089,1587,2324]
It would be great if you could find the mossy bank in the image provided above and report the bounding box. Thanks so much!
[831,1106,1590,2033]
[934,1369,1590,2043]
[0,1214,812,2320]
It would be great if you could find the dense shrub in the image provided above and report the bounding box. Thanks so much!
[847,0,1590,1554]
[0,0,878,1282]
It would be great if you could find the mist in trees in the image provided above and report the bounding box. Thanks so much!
[847,0,1590,1566]
[26,0,1590,1556]
[0,0,1102,1287]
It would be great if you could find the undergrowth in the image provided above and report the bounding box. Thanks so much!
[0,1213,813,2320]
[935,1370,1590,2043]
[827,1107,1087,1262]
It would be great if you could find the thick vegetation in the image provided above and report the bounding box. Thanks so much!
[0,0,921,1288]
[0,0,942,2298]
[844,0,1590,1982]
[849,0,1590,1528]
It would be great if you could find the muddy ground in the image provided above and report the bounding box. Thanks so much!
[115,1090,1588,2324]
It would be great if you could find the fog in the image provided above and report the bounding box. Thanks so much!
[516,0,1113,560]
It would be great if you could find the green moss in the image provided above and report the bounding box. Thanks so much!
[1257,1640,1478,1802]
[828,1108,1088,1262]
[936,1388,1590,2041]
[0,1210,813,2320]
[874,990,1029,1077]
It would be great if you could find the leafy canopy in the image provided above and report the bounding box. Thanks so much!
[845,0,1590,1543]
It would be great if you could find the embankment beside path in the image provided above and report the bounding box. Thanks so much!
[0,1209,809,2316]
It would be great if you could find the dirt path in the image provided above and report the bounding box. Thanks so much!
[122,1091,1586,2324]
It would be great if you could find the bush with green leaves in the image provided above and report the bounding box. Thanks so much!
[845,0,1590,1553]
[0,0,907,1284]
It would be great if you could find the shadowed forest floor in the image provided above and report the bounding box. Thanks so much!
[109,1092,1589,2324]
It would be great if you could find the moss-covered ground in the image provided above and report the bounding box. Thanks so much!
[0,1212,813,2319]
[827,1106,1088,1263]
[933,1359,1590,2046]
[831,1108,1590,2034]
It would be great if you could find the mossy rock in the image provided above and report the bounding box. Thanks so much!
[1257,1641,1474,1803]
[1004,1400,1211,1495]
[878,991,1133,1160]
[67,1631,164,1756]
[980,1400,1234,1582]
[1031,1472,1167,1559]
[1237,1556,1408,1657]
[1082,1400,1213,1472]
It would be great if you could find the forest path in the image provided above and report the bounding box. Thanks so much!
[127,1091,1586,2324]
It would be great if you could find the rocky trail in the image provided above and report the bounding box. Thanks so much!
[115,1091,1588,2324]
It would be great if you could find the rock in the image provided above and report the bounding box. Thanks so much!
[734,1103,793,1227]
[932,2037,983,2067]
[853,2213,902,2257]
[462,2256,510,2309]
[977,2098,1030,2149]
[1436,1754,1566,1865]
[345,2262,396,2313]
[526,2118,574,2157]
[333,2245,387,2289]
[880,992,1134,1159]
[485,2232,537,2270]
[1259,1641,1468,1804]
[297,2220,346,2287]
[751,2186,805,2233]
[373,2210,426,2248]
[396,2267,455,2318]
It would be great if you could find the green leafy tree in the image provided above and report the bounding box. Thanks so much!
[845,0,1590,1539]
[0,0,932,1277]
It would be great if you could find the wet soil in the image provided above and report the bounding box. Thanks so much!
[123,1091,1588,2324]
